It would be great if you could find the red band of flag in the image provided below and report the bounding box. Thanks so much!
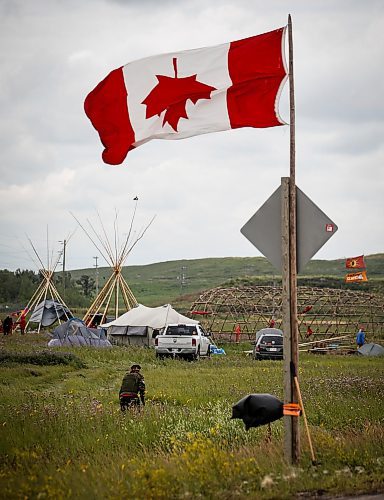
[345,255,365,269]
[84,27,287,165]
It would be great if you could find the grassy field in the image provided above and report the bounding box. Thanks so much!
[1,333,384,499]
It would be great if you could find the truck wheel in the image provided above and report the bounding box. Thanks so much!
[194,347,200,361]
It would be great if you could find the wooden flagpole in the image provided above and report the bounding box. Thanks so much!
[283,13,300,464]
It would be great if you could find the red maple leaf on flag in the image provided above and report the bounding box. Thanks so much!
[142,58,217,131]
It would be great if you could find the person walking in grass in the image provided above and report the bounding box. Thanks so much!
[119,364,146,411]
[356,327,366,349]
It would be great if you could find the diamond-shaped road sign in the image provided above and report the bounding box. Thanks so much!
[240,185,338,273]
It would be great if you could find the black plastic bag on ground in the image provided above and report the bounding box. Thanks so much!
[231,394,284,430]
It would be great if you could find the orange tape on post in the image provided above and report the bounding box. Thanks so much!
[283,403,302,417]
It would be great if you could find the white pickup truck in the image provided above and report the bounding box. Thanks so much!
[154,323,212,360]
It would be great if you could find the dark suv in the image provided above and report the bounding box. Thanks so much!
[253,328,284,360]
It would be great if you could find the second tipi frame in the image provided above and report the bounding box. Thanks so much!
[17,235,72,333]
[72,204,154,327]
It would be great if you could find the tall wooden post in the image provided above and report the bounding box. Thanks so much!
[283,14,300,464]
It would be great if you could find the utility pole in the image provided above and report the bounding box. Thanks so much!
[240,15,337,466]
[283,14,300,464]
[93,256,99,295]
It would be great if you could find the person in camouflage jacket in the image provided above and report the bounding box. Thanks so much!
[119,364,145,411]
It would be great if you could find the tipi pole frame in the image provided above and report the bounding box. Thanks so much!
[37,274,51,334]
[101,276,117,322]
[75,209,154,325]
[20,235,73,333]
[25,280,47,332]
[115,271,119,319]
[48,280,72,324]
[120,275,138,309]
[85,274,117,326]
[83,273,115,324]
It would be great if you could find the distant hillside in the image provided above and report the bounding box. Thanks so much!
[68,254,384,307]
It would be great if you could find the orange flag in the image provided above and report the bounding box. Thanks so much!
[345,255,365,269]
[345,270,368,283]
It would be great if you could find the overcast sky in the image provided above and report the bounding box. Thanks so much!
[0,0,383,273]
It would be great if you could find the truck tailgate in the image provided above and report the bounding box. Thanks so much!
[157,336,193,349]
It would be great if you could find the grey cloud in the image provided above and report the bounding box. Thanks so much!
[0,0,383,270]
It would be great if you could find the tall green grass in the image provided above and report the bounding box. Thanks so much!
[0,333,383,499]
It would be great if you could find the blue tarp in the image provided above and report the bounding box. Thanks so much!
[210,344,226,355]
[48,318,112,348]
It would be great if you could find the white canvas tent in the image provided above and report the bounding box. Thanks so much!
[102,304,199,346]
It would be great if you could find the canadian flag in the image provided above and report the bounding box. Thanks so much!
[85,27,288,165]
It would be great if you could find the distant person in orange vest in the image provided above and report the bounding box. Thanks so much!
[235,324,241,343]
[268,318,276,328]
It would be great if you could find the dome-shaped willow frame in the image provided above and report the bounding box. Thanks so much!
[190,286,384,341]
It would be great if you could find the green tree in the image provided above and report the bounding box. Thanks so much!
[76,275,96,298]
[0,269,39,304]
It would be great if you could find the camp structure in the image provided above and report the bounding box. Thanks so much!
[190,285,384,341]
[48,318,112,348]
[102,303,199,346]
[72,205,155,327]
[29,299,72,329]
[18,235,73,333]
[358,343,384,357]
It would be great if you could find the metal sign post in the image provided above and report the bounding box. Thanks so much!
[281,176,300,463]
